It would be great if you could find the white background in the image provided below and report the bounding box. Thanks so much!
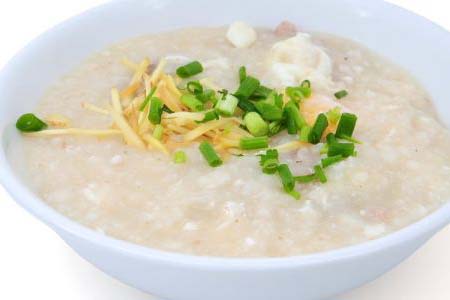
[0,1,449,299]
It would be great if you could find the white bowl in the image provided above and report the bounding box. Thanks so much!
[1,1,450,299]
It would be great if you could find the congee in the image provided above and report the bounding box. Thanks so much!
[10,21,450,257]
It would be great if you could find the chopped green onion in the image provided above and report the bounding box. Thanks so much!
[197,89,216,103]
[268,121,283,136]
[239,66,247,83]
[148,97,164,125]
[285,108,298,135]
[176,61,204,78]
[294,174,317,183]
[152,124,164,140]
[334,90,348,99]
[180,94,204,112]
[286,87,305,102]
[299,125,312,142]
[16,113,47,132]
[244,112,269,137]
[139,87,157,111]
[235,76,260,101]
[196,110,219,124]
[314,165,327,183]
[301,80,311,88]
[335,113,357,138]
[199,141,223,167]
[277,164,296,192]
[285,102,307,130]
[308,113,328,144]
[258,149,279,174]
[273,93,284,108]
[326,133,337,145]
[173,150,187,164]
[237,98,257,112]
[240,136,269,150]
[186,81,203,95]
[286,85,311,102]
[326,106,342,124]
[250,85,273,100]
[215,94,239,116]
[321,155,345,168]
[328,142,355,157]
[254,102,283,121]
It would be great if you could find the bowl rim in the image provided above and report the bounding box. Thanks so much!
[1,0,450,270]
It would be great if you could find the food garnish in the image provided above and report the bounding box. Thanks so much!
[334,89,348,99]
[16,55,360,200]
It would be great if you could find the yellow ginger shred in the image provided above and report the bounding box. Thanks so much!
[155,79,183,112]
[130,58,151,85]
[150,58,167,87]
[120,81,141,99]
[184,119,233,142]
[142,133,169,155]
[110,89,146,149]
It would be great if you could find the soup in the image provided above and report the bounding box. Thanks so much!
[9,21,450,257]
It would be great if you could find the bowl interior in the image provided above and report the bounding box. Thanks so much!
[1,0,450,263]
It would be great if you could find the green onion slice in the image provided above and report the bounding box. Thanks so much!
[173,150,187,164]
[139,87,157,111]
[294,174,317,183]
[321,155,345,168]
[254,102,283,121]
[148,97,164,125]
[240,136,269,150]
[196,110,219,124]
[314,165,327,183]
[199,141,223,167]
[268,121,283,137]
[277,164,296,192]
[186,81,203,95]
[326,106,342,124]
[335,112,357,138]
[16,113,48,132]
[334,90,348,99]
[250,85,273,100]
[215,94,239,116]
[197,89,216,103]
[299,125,312,142]
[176,61,204,78]
[308,113,328,144]
[286,85,312,102]
[258,149,279,174]
[239,66,247,83]
[237,98,257,113]
[301,80,311,88]
[285,102,307,130]
[235,76,260,101]
[328,142,355,157]
[244,112,269,137]
[180,94,204,112]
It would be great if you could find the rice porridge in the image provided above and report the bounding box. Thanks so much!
[9,22,450,257]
